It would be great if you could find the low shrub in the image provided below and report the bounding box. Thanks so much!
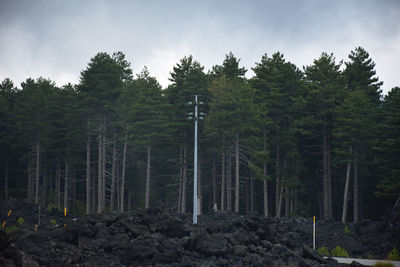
[388,247,400,261]
[344,225,351,234]
[50,219,57,226]
[318,245,330,256]
[374,262,394,267]
[331,246,349,257]
[17,217,24,225]
[5,225,18,233]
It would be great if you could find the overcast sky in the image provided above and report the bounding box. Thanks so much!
[1,0,399,94]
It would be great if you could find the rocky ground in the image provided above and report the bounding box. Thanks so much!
[0,200,399,266]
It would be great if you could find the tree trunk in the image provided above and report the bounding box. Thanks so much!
[182,142,187,213]
[245,174,249,213]
[64,159,69,212]
[220,148,226,212]
[277,156,286,218]
[227,148,232,212]
[92,167,96,213]
[251,171,254,213]
[263,132,268,217]
[102,128,106,211]
[235,132,240,213]
[145,144,151,209]
[110,136,117,211]
[97,122,103,213]
[285,187,289,217]
[35,139,40,205]
[275,145,280,216]
[5,161,8,200]
[86,120,91,215]
[290,189,295,214]
[116,159,121,211]
[128,186,132,212]
[322,122,330,220]
[56,159,61,210]
[212,152,217,209]
[178,146,183,214]
[41,169,47,209]
[28,161,32,202]
[121,128,127,212]
[341,146,352,223]
[393,196,400,209]
[72,167,77,213]
[327,141,333,219]
[354,147,359,224]
[49,168,53,208]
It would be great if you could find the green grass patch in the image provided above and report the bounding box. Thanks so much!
[5,225,18,233]
[331,246,349,257]
[318,245,330,256]
[374,262,394,267]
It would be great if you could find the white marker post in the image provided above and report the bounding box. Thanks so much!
[313,216,316,250]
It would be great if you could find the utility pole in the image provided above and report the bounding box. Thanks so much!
[193,95,198,224]
[187,95,205,224]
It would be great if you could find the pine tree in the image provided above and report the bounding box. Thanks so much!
[206,52,253,213]
[79,51,132,213]
[251,52,303,217]
[303,53,344,220]
[336,47,383,223]
[0,79,19,200]
[124,67,171,208]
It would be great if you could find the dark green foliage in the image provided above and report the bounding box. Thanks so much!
[120,67,172,150]
[0,48,397,221]
[79,51,132,114]
[16,77,57,145]
[375,87,400,200]
[166,55,209,138]
[251,52,303,173]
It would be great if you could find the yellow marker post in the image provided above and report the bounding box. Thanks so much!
[313,216,316,250]
[2,209,12,229]
[64,208,67,228]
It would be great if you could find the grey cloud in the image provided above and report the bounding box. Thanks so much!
[0,0,399,93]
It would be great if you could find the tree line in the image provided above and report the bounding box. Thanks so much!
[0,47,399,222]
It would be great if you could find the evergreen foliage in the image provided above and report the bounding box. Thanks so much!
[0,47,398,221]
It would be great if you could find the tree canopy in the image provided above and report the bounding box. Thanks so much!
[0,48,398,222]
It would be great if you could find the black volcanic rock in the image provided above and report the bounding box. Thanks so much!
[0,200,399,266]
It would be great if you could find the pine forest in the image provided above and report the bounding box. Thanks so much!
[1,48,399,223]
